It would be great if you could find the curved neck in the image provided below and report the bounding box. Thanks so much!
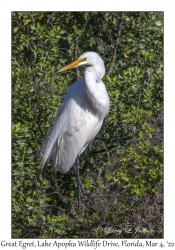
[85,66,105,81]
[83,68,109,117]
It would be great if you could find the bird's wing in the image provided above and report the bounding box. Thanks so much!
[53,95,102,174]
[41,78,102,174]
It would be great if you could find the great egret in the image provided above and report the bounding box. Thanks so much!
[41,51,110,212]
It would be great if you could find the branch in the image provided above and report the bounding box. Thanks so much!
[107,12,125,76]
[74,37,79,81]
[87,144,118,155]
[74,18,79,82]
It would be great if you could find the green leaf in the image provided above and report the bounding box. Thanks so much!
[155,21,162,26]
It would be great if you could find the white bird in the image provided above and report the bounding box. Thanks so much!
[41,51,110,211]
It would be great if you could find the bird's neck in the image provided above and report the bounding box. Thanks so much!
[83,66,109,118]
[85,66,105,81]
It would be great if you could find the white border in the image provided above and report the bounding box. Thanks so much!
[0,0,175,246]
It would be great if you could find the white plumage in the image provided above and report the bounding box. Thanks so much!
[41,52,110,174]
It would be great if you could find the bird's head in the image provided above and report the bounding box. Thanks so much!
[59,51,105,78]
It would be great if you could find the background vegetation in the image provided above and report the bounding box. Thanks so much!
[12,12,163,238]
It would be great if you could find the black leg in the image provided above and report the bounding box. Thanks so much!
[74,156,81,213]
[74,156,96,213]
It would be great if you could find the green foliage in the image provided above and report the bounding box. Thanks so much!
[12,12,163,238]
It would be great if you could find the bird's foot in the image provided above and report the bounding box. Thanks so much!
[82,190,92,199]
[81,197,96,212]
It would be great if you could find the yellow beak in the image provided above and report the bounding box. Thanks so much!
[59,57,86,73]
